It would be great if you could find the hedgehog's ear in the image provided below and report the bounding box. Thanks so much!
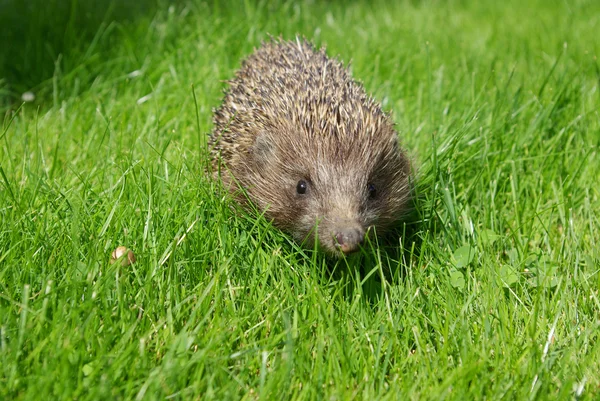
[253,132,276,166]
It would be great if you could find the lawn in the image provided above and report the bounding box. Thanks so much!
[1,0,599,399]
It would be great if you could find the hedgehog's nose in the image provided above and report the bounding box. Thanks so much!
[335,227,365,254]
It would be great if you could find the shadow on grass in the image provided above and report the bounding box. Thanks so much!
[0,0,172,104]
[338,200,426,299]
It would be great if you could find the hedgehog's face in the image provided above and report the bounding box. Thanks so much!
[246,127,411,256]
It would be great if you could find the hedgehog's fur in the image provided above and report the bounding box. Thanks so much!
[210,38,412,255]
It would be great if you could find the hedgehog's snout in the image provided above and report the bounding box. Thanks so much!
[332,223,365,254]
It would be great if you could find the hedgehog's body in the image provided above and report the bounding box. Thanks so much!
[210,39,411,255]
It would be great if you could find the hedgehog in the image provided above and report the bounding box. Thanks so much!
[209,38,412,256]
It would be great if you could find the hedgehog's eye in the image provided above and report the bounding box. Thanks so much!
[367,183,377,199]
[297,180,308,195]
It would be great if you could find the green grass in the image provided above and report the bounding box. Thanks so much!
[1,0,600,399]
